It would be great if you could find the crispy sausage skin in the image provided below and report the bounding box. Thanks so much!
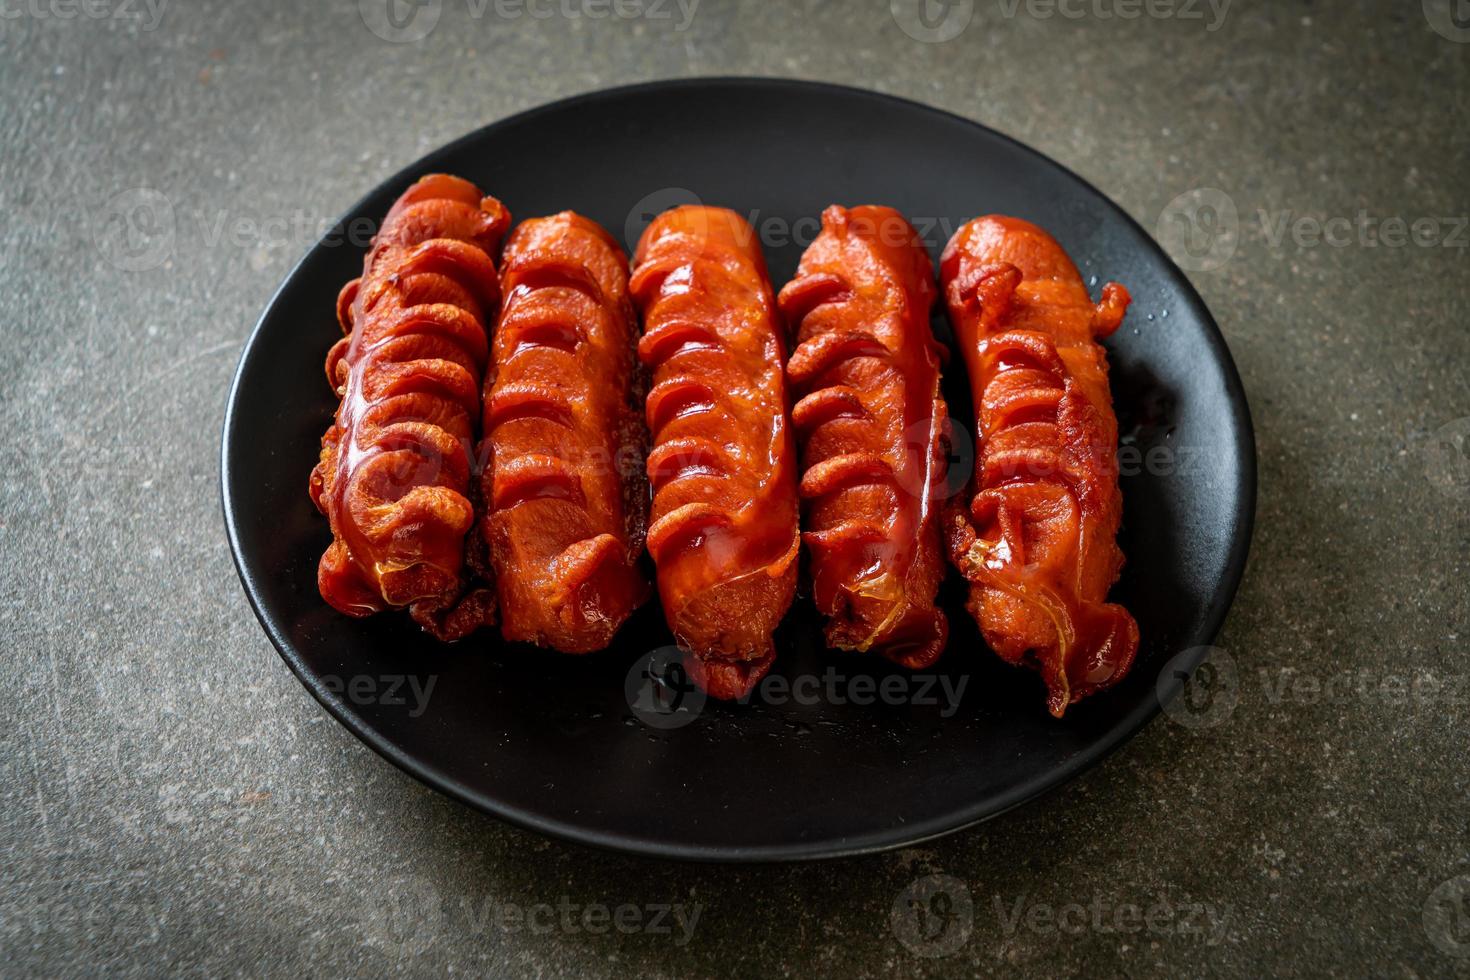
[777,206,949,669]
[482,212,649,652]
[941,215,1139,717]
[629,206,800,699]
[310,174,507,641]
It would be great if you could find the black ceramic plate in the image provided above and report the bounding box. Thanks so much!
[222,78,1254,862]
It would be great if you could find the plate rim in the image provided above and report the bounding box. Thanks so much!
[219,75,1258,863]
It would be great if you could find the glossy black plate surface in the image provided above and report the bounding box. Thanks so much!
[221,78,1255,862]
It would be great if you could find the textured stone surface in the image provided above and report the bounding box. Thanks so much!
[2,0,1467,976]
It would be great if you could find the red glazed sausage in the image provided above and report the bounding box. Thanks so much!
[940,215,1138,717]
[482,212,649,652]
[310,174,507,640]
[629,206,800,700]
[777,205,949,669]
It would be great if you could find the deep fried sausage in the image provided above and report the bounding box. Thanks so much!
[778,205,949,669]
[482,212,649,652]
[310,174,507,640]
[629,206,800,700]
[940,215,1138,717]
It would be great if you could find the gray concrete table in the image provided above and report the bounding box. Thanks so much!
[3,1,1467,975]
